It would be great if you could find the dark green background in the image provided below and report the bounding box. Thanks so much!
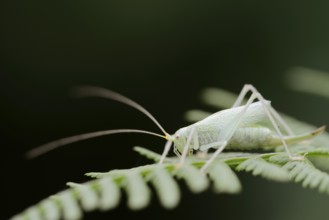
[2,1,329,219]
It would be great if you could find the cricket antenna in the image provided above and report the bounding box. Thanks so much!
[71,86,170,138]
[26,129,168,159]
[26,86,172,158]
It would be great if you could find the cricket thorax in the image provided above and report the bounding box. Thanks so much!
[197,128,221,146]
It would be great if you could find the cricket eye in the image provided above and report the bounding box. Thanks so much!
[175,134,180,139]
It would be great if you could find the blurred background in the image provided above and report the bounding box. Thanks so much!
[1,0,329,219]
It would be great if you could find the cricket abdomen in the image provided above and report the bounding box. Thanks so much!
[226,127,274,150]
[197,125,325,151]
[196,126,276,151]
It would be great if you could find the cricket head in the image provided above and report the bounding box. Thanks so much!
[171,127,190,155]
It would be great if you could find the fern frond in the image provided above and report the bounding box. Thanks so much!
[40,199,60,220]
[97,177,121,210]
[208,161,242,193]
[175,164,209,193]
[11,86,329,219]
[66,182,99,211]
[236,157,290,182]
[11,146,329,220]
[268,154,290,165]
[123,171,151,210]
[201,88,240,108]
[133,146,164,162]
[284,160,329,193]
[25,207,42,220]
[55,190,83,219]
[184,109,213,122]
[286,67,329,99]
[305,148,329,157]
[150,166,181,209]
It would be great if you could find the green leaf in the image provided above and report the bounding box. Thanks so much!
[286,67,329,99]
[236,157,290,182]
[40,199,60,220]
[284,161,329,193]
[202,88,240,108]
[134,146,163,162]
[26,207,42,220]
[150,166,180,209]
[66,182,99,211]
[55,190,82,220]
[9,215,24,220]
[268,154,290,165]
[97,177,121,210]
[175,164,209,193]
[207,161,242,194]
[122,171,151,210]
[184,109,212,122]
[306,148,329,157]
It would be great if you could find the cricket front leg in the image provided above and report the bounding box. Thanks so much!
[159,140,173,164]
[178,126,197,166]
[235,86,302,160]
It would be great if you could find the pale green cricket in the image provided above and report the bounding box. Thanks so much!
[27,85,325,172]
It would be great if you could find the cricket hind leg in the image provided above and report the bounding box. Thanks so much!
[200,94,256,172]
[232,84,293,135]
[200,90,301,172]
[200,92,261,172]
[247,91,302,160]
